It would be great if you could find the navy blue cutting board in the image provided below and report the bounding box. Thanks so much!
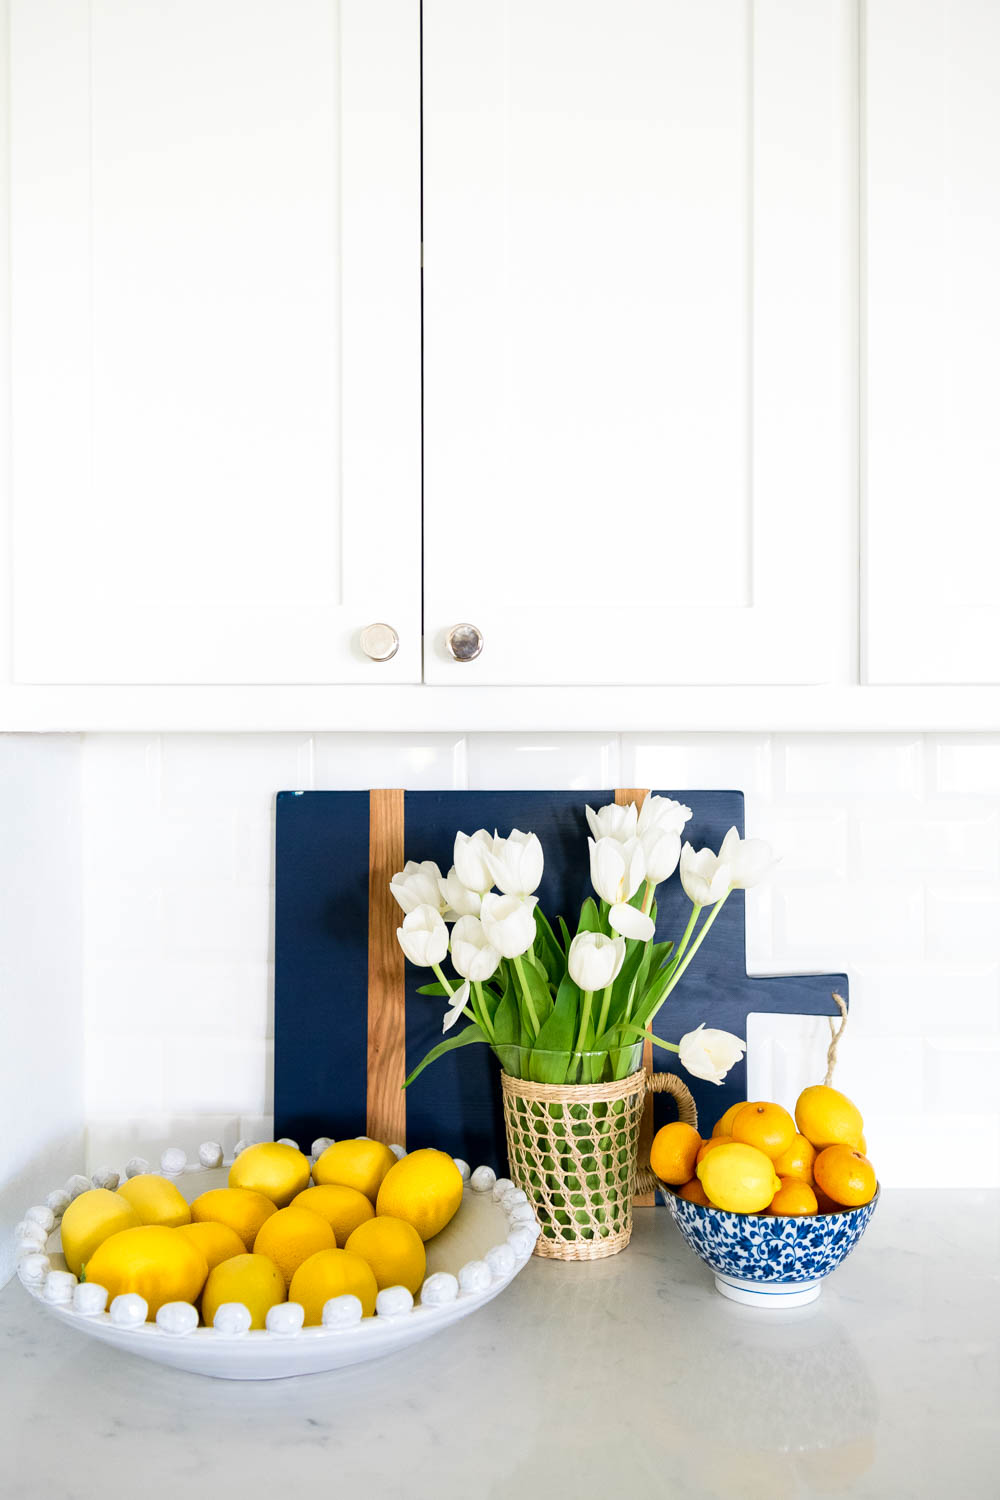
[274,790,847,1172]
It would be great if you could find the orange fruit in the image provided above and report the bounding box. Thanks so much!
[768,1177,818,1217]
[795,1085,863,1150]
[291,1184,374,1244]
[712,1101,747,1138]
[813,1185,843,1215]
[676,1179,711,1207]
[814,1145,876,1208]
[174,1220,246,1271]
[773,1133,816,1183]
[731,1101,796,1160]
[696,1134,732,1165]
[649,1122,702,1185]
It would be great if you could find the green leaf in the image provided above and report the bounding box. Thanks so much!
[532,973,580,1078]
[521,958,555,1031]
[416,982,449,997]
[404,1024,487,1088]
[533,907,566,985]
[492,977,519,1048]
[577,896,603,935]
[557,915,573,954]
[609,1019,682,1056]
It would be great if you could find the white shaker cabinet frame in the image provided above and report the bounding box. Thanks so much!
[8,0,422,685]
[421,0,856,686]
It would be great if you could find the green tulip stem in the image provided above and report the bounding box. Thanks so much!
[574,989,595,1055]
[594,983,614,1040]
[652,891,731,1019]
[472,980,495,1040]
[641,880,656,915]
[512,953,541,1037]
[673,904,701,967]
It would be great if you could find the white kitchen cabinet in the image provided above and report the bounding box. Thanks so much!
[864,0,1000,685]
[422,0,855,686]
[7,0,421,685]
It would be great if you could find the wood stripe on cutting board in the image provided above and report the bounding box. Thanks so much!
[616,787,654,1205]
[367,788,407,1146]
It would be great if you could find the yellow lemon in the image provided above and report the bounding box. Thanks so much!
[228,1142,311,1208]
[84,1225,208,1318]
[189,1187,278,1250]
[795,1085,864,1151]
[697,1143,781,1214]
[201,1252,285,1330]
[252,1206,337,1288]
[291,1184,374,1244]
[712,1100,748,1137]
[312,1139,397,1203]
[375,1149,463,1242]
[288,1248,378,1324]
[174,1220,246,1271]
[60,1189,141,1278]
[344,1215,426,1295]
[117,1174,192,1227]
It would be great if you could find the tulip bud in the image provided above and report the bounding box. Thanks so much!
[450,916,501,982]
[396,904,449,967]
[718,827,776,889]
[585,802,637,843]
[678,1024,746,1085]
[479,893,537,960]
[679,842,732,907]
[567,932,626,992]
[639,826,681,885]
[453,830,496,895]
[484,829,544,898]
[439,867,482,920]
[390,860,446,916]
[636,795,692,839]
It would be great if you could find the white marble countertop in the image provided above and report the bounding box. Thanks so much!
[2,1191,997,1500]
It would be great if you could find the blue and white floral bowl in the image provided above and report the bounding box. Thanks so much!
[664,1188,879,1307]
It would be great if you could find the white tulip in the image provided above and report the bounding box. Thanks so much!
[639,826,681,885]
[637,795,693,838]
[390,860,446,916]
[585,802,638,843]
[453,830,496,894]
[718,826,776,890]
[567,932,626,992]
[396,904,449,967]
[679,842,732,907]
[450,916,501,983]
[588,837,656,941]
[480,893,537,960]
[439,866,482,920]
[678,1025,746,1085]
[442,979,471,1033]
[484,829,544,898]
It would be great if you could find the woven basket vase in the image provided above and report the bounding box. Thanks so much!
[500,1067,698,1261]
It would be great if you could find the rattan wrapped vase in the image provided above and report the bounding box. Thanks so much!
[501,1065,697,1261]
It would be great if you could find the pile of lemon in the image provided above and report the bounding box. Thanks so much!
[650,1085,877,1216]
[59,1139,464,1326]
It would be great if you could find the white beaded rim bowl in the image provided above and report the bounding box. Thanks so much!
[16,1138,538,1380]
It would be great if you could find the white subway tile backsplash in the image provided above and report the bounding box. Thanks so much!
[622,734,771,797]
[72,730,1000,1188]
[313,732,466,790]
[933,737,1000,797]
[776,734,924,801]
[466,733,618,790]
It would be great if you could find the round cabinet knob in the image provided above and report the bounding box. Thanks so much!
[359,623,399,662]
[446,623,484,662]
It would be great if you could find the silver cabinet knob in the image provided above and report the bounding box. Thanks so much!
[446,623,484,662]
[360,622,399,662]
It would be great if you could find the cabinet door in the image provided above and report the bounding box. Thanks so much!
[422,0,853,685]
[9,0,420,684]
[864,0,1000,684]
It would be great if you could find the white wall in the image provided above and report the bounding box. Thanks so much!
[78,732,1000,1189]
[0,734,84,1285]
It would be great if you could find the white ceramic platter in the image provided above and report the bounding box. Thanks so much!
[16,1149,539,1380]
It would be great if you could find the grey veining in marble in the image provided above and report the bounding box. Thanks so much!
[1,1192,997,1500]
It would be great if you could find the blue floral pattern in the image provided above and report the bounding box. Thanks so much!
[665,1190,878,1284]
